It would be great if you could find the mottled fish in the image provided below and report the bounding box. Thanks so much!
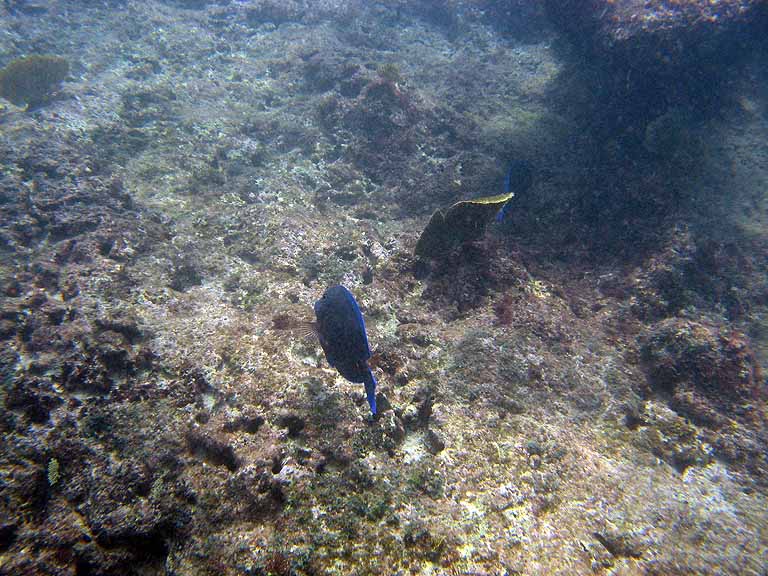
[314,285,378,415]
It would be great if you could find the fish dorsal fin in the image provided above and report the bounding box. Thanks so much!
[455,191,514,207]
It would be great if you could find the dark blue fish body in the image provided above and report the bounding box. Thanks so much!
[314,285,377,415]
[496,160,533,223]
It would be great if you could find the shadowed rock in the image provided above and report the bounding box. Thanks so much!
[186,428,240,471]
[546,0,764,66]
[545,0,767,135]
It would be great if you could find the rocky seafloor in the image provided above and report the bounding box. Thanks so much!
[0,1,767,574]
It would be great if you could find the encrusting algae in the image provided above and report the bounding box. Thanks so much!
[0,55,69,108]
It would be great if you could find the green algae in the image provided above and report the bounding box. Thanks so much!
[405,462,445,498]
[378,63,403,84]
[46,457,60,486]
[0,55,69,108]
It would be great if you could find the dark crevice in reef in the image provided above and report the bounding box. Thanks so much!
[185,428,241,472]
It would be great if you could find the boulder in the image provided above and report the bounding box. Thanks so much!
[545,0,768,133]
[546,0,764,67]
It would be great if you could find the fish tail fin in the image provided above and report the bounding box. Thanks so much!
[364,369,377,415]
[495,201,510,223]
[504,164,514,194]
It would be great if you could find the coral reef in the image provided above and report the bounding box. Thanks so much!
[642,319,764,418]
[0,0,766,574]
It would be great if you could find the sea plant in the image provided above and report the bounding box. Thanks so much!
[47,458,60,486]
[378,62,403,84]
[0,55,69,108]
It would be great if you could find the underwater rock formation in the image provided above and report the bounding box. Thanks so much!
[0,0,767,573]
[545,0,767,139]
[640,318,768,482]
[545,0,764,66]
[642,318,765,425]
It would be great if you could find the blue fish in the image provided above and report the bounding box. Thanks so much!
[495,160,533,223]
[314,285,378,415]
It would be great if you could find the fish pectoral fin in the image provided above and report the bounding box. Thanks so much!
[298,323,317,340]
[495,201,510,223]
